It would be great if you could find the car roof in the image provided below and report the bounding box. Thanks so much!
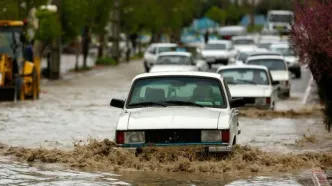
[158,52,191,57]
[219,26,246,31]
[232,35,255,40]
[270,43,290,48]
[268,10,294,15]
[207,40,231,44]
[150,43,177,47]
[249,51,282,56]
[133,71,223,82]
[217,64,269,72]
[246,55,285,61]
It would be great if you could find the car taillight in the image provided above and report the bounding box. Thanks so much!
[116,131,125,144]
[266,97,271,104]
[221,129,230,143]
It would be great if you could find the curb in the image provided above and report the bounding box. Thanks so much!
[312,167,330,186]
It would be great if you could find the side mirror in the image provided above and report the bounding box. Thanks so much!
[110,98,125,109]
[230,98,245,108]
[272,81,280,85]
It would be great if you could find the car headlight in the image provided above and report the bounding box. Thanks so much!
[201,130,221,142]
[124,131,145,144]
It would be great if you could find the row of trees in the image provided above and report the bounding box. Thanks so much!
[1,0,295,78]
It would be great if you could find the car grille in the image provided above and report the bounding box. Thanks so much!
[233,97,256,104]
[145,130,201,143]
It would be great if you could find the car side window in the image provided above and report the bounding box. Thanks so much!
[148,47,156,54]
[223,79,232,101]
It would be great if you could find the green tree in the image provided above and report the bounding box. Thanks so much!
[205,6,227,25]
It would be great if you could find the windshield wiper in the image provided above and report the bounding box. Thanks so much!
[164,100,204,107]
[129,102,167,107]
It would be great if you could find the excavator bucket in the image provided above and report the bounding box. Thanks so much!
[0,86,16,101]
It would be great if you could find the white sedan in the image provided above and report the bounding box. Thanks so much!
[231,35,258,53]
[201,40,236,68]
[110,72,245,153]
[246,55,291,97]
[143,43,178,72]
[149,52,208,73]
[217,65,279,110]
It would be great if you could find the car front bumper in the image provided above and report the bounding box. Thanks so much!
[116,142,233,152]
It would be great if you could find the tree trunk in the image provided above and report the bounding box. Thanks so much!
[75,37,80,71]
[98,33,105,58]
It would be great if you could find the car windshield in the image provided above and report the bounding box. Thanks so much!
[238,52,249,62]
[258,43,272,50]
[269,14,293,23]
[156,55,192,65]
[247,59,286,71]
[219,68,269,85]
[204,43,226,50]
[271,47,295,56]
[0,31,21,58]
[233,39,254,45]
[127,77,226,108]
[158,46,177,54]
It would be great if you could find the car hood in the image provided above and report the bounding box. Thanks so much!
[125,107,229,130]
[270,70,290,81]
[201,50,228,57]
[228,85,272,97]
[149,65,198,73]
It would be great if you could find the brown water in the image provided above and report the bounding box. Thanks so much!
[0,60,322,185]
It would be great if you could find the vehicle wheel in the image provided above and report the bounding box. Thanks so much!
[14,76,24,101]
[208,63,212,69]
[271,102,275,111]
[144,61,150,72]
[284,91,290,98]
[232,137,237,145]
[295,69,301,79]
[26,69,39,100]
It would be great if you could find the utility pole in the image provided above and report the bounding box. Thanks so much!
[111,0,120,62]
[50,0,61,80]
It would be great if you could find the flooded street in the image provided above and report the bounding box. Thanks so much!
[0,60,325,185]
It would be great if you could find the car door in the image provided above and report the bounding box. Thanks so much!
[223,79,239,143]
[268,70,280,101]
[145,47,156,67]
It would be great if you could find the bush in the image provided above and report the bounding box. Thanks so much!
[95,57,117,66]
[247,25,263,33]
[289,0,332,131]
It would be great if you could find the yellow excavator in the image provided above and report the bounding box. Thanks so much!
[0,20,40,101]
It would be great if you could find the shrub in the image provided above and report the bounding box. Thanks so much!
[289,0,332,131]
[95,57,117,66]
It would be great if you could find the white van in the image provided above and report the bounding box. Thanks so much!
[263,10,294,34]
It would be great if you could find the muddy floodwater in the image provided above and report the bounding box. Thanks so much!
[0,62,324,185]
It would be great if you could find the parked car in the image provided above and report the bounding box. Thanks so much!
[217,65,279,110]
[246,55,291,97]
[149,52,208,73]
[143,43,178,72]
[201,40,235,68]
[269,43,301,78]
[231,35,258,52]
[110,71,245,153]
